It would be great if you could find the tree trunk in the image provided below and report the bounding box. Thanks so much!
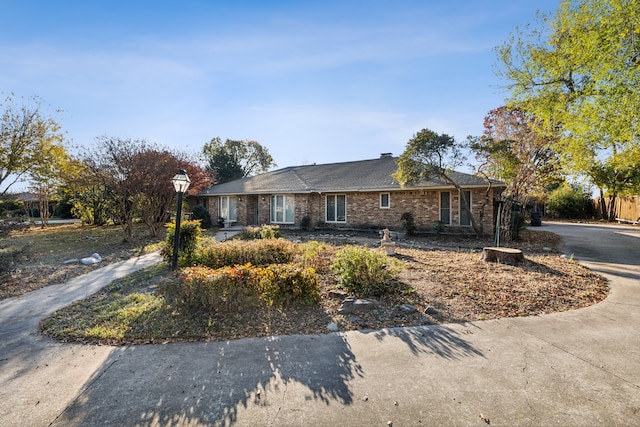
[607,195,617,221]
[598,188,607,220]
[480,247,524,265]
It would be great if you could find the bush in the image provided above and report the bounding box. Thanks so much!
[400,212,416,235]
[193,238,296,269]
[546,184,590,219]
[173,263,320,313]
[431,220,445,233]
[234,226,262,240]
[331,245,403,297]
[234,224,281,240]
[259,264,320,307]
[191,205,213,229]
[175,264,261,313]
[300,215,311,231]
[260,224,281,239]
[296,240,335,274]
[163,220,202,266]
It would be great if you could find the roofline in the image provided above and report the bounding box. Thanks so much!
[199,182,503,197]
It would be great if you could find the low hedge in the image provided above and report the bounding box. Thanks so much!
[174,263,320,313]
[192,238,296,269]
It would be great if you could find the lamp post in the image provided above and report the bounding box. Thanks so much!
[171,169,191,270]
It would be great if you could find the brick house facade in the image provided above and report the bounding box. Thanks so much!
[196,155,504,234]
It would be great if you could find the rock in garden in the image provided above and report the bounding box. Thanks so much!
[424,306,438,315]
[327,322,339,332]
[399,304,418,314]
[329,289,349,299]
[338,298,376,314]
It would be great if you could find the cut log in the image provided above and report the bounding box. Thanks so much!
[480,247,524,265]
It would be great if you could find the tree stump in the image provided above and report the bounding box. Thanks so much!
[480,247,524,265]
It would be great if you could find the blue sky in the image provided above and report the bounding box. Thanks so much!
[1,0,560,172]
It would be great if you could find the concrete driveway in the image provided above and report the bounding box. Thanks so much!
[0,222,639,426]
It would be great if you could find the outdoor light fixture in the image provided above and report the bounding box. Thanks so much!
[171,169,191,270]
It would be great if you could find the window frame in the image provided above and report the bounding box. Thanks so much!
[439,191,451,225]
[219,196,237,222]
[380,192,390,209]
[270,194,295,224]
[460,190,472,226]
[326,194,347,223]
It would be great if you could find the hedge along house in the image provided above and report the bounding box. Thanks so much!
[197,154,505,233]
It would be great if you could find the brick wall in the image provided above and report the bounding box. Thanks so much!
[204,187,499,233]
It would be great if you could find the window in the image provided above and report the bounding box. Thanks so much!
[460,190,471,226]
[270,195,295,223]
[326,194,346,223]
[219,196,237,221]
[380,193,390,209]
[440,191,450,225]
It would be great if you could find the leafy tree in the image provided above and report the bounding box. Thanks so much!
[60,160,112,226]
[28,136,82,227]
[546,183,591,219]
[133,151,211,238]
[588,145,640,219]
[393,128,487,236]
[0,94,66,195]
[202,137,276,184]
[496,0,640,216]
[80,137,211,241]
[496,0,640,156]
[470,107,562,202]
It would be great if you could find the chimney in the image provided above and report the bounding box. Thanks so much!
[380,153,392,158]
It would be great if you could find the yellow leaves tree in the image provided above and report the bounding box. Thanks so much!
[496,0,640,207]
[0,94,67,195]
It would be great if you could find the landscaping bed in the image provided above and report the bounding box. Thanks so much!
[38,227,609,345]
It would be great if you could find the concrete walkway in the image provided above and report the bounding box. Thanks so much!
[1,222,639,426]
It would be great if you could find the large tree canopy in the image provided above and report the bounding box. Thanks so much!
[202,137,276,184]
[77,137,211,241]
[0,94,67,195]
[469,106,562,203]
[393,128,487,236]
[496,0,640,171]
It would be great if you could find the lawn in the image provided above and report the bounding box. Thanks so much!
[0,222,163,300]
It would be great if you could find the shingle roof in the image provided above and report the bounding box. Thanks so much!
[200,155,502,196]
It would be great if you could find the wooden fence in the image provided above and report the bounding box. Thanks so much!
[593,196,640,223]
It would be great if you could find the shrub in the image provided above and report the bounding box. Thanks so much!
[296,240,335,274]
[260,225,281,239]
[258,264,320,307]
[400,212,416,235]
[431,220,445,233]
[175,264,261,313]
[191,205,213,229]
[173,263,320,313]
[234,224,281,240]
[163,220,202,266]
[300,215,311,231]
[193,238,296,269]
[234,226,262,240]
[546,184,590,219]
[331,245,403,297]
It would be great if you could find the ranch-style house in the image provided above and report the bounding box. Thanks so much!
[195,154,505,233]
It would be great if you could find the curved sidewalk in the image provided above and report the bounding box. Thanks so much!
[1,223,639,426]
